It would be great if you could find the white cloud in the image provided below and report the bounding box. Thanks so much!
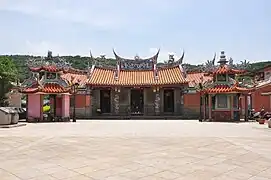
[0,0,183,30]
[23,40,104,57]
[17,41,184,63]
[24,41,67,56]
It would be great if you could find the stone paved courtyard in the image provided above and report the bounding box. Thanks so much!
[0,120,271,180]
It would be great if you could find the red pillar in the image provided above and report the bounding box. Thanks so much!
[208,94,212,121]
[230,95,234,121]
[40,95,44,121]
[203,95,206,120]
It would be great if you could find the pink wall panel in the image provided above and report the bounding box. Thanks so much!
[62,94,70,117]
[27,94,42,119]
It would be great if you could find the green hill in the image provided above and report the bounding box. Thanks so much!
[2,55,270,82]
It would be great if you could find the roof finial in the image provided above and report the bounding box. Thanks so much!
[134,54,140,60]
[178,50,185,64]
[90,50,95,65]
[217,51,228,66]
[47,51,53,60]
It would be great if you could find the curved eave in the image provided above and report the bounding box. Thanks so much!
[29,66,61,73]
[113,49,160,62]
[87,82,188,87]
[19,88,39,94]
[202,86,253,94]
[213,70,246,75]
[20,83,70,94]
[87,66,188,87]
[255,81,271,89]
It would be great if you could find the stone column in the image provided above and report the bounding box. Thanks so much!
[143,88,147,115]
[91,89,100,115]
[114,88,120,115]
[154,91,160,115]
[160,89,164,115]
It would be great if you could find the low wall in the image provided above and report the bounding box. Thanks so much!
[71,107,200,119]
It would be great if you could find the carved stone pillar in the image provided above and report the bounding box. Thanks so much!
[154,91,160,115]
[114,88,120,115]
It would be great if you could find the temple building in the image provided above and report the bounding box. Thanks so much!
[200,51,252,121]
[19,52,77,122]
[85,50,189,117]
[19,50,253,121]
[245,64,271,112]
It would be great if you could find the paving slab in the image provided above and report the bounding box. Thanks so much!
[0,120,270,179]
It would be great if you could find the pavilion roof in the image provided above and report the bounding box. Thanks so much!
[202,82,253,94]
[87,66,188,87]
[61,73,88,88]
[29,65,60,73]
[186,72,213,88]
[20,83,70,94]
[213,65,246,75]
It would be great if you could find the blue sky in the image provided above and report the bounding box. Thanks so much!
[0,0,270,64]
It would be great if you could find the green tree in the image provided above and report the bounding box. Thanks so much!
[0,56,18,106]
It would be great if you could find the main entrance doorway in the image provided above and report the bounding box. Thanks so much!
[100,90,111,113]
[164,89,174,113]
[130,89,144,114]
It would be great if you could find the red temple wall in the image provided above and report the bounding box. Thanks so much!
[251,85,271,112]
[183,93,200,111]
[74,94,91,108]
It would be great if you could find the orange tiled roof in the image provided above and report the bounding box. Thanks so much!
[63,67,87,74]
[118,70,155,86]
[30,66,59,72]
[88,68,115,86]
[87,66,187,86]
[203,85,251,94]
[158,66,187,85]
[214,65,246,75]
[61,73,88,87]
[21,83,69,94]
[186,72,213,87]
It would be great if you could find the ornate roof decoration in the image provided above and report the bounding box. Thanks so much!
[26,51,72,72]
[158,50,185,68]
[228,57,234,68]
[197,51,252,94]
[201,53,216,72]
[221,57,250,71]
[20,51,84,94]
[113,49,159,70]
[92,51,116,69]
[200,51,247,76]
[235,59,251,70]
[217,51,228,65]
